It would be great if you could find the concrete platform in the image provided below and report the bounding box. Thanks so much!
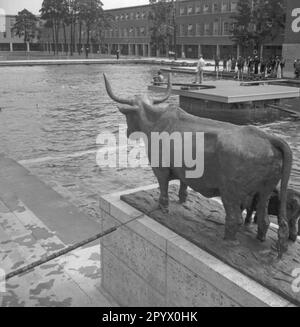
[149,80,300,104]
[0,155,116,307]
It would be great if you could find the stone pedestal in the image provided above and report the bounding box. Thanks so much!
[100,184,298,307]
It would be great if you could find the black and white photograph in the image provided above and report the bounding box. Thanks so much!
[0,0,299,311]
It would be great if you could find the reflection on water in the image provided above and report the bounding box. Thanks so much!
[0,64,299,221]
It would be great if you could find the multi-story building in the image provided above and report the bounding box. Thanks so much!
[2,0,283,58]
[102,4,151,57]
[102,0,283,59]
[0,13,41,51]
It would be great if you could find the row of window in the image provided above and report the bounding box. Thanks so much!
[114,11,148,22]
[179,1,238,16]
[179,22,233,36]
[112,1,238,22]
[104,26,147,38]
[104,21,233,39]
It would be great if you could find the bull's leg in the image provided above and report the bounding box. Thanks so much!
[288,208,300,241]
[256,193,271,242]
[289,217,298,242]
[287,202,300,241]
[179,181,188,204]
[153,168,170,213]
[253,214,258,224]
[222,195,243,242]
[245,209,254,225]
[245,194,258,225]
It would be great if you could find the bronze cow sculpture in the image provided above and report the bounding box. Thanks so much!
[245,188,300,241]
[103,74,293,256]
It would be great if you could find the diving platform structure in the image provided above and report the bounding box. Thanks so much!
[149,80,300,124]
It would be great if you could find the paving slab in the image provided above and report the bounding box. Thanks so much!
[0,155,114,306]
[0,154,101,244]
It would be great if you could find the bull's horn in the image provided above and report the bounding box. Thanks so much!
[152,74,172,105]
[103,74,134,106]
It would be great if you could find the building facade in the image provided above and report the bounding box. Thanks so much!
[1,0,284,58]
[102,0,283,59]
[0,13,41,51]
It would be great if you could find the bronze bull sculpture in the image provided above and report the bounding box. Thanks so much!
[103,74,293,256]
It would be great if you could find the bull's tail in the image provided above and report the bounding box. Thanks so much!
[270,136,293,257]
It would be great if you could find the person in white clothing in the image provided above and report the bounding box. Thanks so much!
[195,54,206,84]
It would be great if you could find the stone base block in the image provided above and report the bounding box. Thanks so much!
[99,184,294,307]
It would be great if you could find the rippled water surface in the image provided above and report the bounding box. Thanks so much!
[0,64,299,220]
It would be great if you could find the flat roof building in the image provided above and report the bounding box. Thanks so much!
[2,0,284,58]
[102,0,283,59]
[0,13,41,51]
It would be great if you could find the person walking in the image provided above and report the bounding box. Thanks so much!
[280,57,285,78]
[85,45,89,59]
[227,56,232,72]
[237,56,244,80]
[275,56,281,78]
[116,49,120,60]
[214,55,220,72]
[231,57,237,72]
[254,56,260,75]
[223,58,227,72]
[195,54,206,84]
[260,58,267,78]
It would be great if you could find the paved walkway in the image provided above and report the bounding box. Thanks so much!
[0,155,116,307]
[0,56,200,67]
[0,55,298,81]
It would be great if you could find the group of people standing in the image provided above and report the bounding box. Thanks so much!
[215,55,286,79]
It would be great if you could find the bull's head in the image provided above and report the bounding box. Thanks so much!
[103,73,172,136]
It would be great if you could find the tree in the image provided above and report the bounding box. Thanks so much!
[148,0,173,57]
[13,9,38,47]
[231,0,285,57]
[79,0,104,57]
[253,0,285,48]
[39,0,110,57]
[231,0,255,55]
[40,0,65,54]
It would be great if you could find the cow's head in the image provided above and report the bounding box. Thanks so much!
[103,73,172,136]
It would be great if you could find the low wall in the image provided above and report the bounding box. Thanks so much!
[99,184,294,307]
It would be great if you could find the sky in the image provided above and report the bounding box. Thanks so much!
[0,0,149,15]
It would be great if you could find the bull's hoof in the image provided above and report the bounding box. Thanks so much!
[289,233,298,242]
[224,238,240,246]
[277,240,288,259]
[178,196,187,204]
[224,229,239,244]
[159,204,169,214]
[256,234,266,242]
[178,191,188,204]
